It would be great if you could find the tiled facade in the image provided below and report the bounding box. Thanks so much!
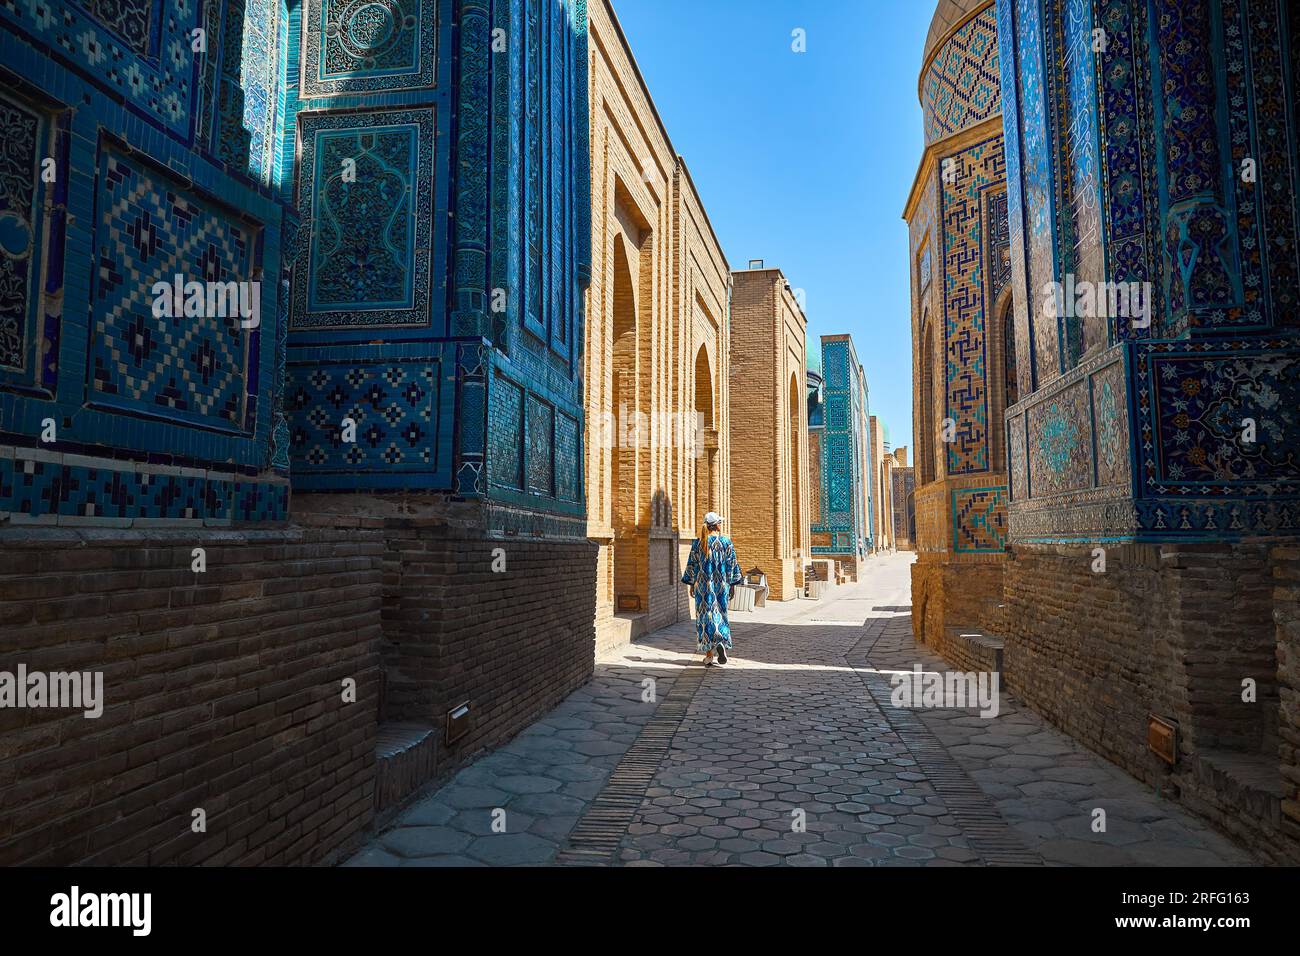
[892,448,916,549]
[905,0,1011,647]
[728,267,809,601]
[285,0,598,795]
[583,0,731,651]
[856,362,876,554]
[286,0,590,521]
[1,0,598,864]
[998,0,1300,545]
[0,0,295,525]
[870,416,896,552]
[809,335,871,578]
[992,0,1300,858]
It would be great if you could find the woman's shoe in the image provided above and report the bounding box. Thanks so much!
[717,646,728,665]
[703,652,714,667]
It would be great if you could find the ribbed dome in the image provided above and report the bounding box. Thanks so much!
[922,0,991,68]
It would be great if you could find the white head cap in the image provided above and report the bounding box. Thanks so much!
[704,512,723,526]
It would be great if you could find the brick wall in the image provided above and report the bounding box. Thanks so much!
[0,525,383,865]
[1003,542,1298,863]
[728,272,777,590]
[647,534,680,632]
[1273,545,1300,836]
[728,268,808,601]
[370,518,598,784]
[1002,542,1167,775]
[912,554,1004,651]
[584,0,730,649]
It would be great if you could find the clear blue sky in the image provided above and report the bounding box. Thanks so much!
[612,0,931,451]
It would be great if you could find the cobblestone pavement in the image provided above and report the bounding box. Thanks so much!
[344,553,1256,867]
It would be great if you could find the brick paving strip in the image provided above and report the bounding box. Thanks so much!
[556,624,795,865]
[848,618,1042,865]
[554,667,707,864]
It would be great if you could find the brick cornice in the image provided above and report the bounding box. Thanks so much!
[901,113,1003,222]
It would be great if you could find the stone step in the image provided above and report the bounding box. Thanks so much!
[1190,749,1286,827]
[374,721,437,814]
[611,612,648,641]
[942,626,1004,675]
[804,579,829,600]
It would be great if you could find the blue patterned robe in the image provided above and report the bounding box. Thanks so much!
[681,533,743,653]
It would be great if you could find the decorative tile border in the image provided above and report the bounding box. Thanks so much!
[0,446,288,524]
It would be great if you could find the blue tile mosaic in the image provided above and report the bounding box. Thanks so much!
[998,0,1300,544]
[5,0,593,531]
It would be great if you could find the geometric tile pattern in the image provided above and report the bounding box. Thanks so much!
[986,188,1011,304]
[922,5,1001,145]
[952,485,1008,552]
[0,453,287,523]
[811,338,868,557]
[288,360,439,474]
[238,0,285,186]
[1,0,297,525]
[1148,350,1299,485]
[1007,341,1300,545]
[1005,0,1061,384]
[525,394,554,495]
[489,373,524,490]
[217,0,254,171]
[90,148,257,432]
[278,0,589,532]
[941,136,1005,475]
[1219,0,1298,329]
[1026,378,1091,498]
[1090,360,1129,489]
[995,0,1031,400]
[74,0,157,57]
[555,411,579,502]
[999,0,1300,545]
[523,0,544,337]
[1007,411,1027,500]
[1154,0,1237,327]
[1056,0,1105,362]
[1091,0,1157,342]
[4,0,196,136]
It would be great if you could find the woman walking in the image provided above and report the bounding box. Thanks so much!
[681,511,743,667]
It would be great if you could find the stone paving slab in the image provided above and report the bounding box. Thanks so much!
[610,599,980,866]
[343,554,1257,867]
[854,559,1257,867]
[342,636,690,866]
